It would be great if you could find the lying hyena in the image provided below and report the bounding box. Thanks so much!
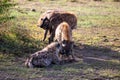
[55,21,76,61]
[25,42,61,68]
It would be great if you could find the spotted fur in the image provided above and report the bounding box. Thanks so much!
[25,42,60,68]
[55,22,75,61]
[37,10,77,43]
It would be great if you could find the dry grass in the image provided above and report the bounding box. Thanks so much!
[0,0,120,80]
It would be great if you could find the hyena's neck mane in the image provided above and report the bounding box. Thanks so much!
[42,42,59,52]
[61,22,72,41]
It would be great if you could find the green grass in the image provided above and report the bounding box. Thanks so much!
[0,0,120,80]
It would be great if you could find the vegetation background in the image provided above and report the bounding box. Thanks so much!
[0,0,120,80]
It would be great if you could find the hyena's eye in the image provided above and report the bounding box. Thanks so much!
[41,18,44,20]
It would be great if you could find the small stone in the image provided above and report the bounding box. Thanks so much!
[31,9,36,12]
[102,36,107,38]
[103,39,109,42]
[113,38,119,41]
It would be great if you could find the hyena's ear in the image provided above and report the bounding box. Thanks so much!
[44,17,50,22]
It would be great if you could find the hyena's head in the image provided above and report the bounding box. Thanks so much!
[37,16,50,30]
[60,40,74,56]
[37,11,53,30]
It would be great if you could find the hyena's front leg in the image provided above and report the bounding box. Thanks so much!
[68,49,77,61]
[48,30,55,44]
[70,53,80,62]
[43,29,48,41]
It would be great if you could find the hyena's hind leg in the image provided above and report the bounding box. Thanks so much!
[48,30,55,43]
[54,44,62,63]
[52,54,61,65]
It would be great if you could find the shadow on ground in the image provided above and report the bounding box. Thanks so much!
[45,43,120,80]
[72,43,120,70]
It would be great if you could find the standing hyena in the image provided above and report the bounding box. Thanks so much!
[37,10,77,43]
[55,21,76,61]
[25,42,61,68]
